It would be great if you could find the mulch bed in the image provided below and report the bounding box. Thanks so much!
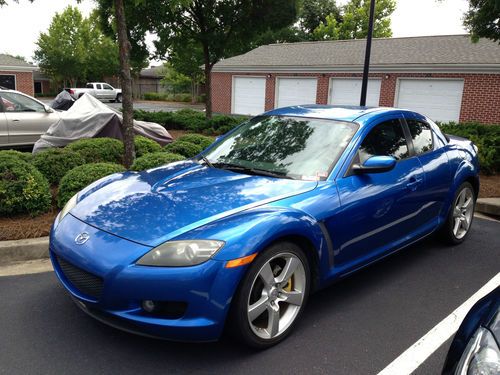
[1,166,498,241]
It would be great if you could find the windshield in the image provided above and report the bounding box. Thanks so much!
[203,115,357,181]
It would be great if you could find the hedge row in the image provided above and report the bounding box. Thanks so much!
[134,108,247,135]
[0,134,214,216]
[438,122,500,175]
[143,92,205,103]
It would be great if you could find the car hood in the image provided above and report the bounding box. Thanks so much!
[71,161,317,247]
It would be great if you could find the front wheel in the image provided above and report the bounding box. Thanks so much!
[229,242,310,349]
[440,182,475,245]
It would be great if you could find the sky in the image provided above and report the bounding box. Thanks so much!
[0,0,470,65]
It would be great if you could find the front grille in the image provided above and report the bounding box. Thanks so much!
[56,256,104,300]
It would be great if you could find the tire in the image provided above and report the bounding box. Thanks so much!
[229,241,310,349]
[440,182,475,245]
[116,94,122,103]
[78,93,84,99]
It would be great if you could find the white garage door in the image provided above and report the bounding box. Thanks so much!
[276,78,317,108]
[396,79,464,122]
[329,78,381,106]
[232,77,266,115]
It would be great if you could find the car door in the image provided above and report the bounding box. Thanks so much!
[0,98,8,146]
[0,92,58,145]
[102,84,115,100]
[94,84,104,100]
[403,113,452,224]
[330,116,427,272]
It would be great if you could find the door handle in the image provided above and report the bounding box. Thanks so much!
[406,177,423,191]
[12,119,20,122]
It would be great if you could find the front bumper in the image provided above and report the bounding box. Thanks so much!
[50,214,246,342]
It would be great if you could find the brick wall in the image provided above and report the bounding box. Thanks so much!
[212,71,500,124]
[0,71,34,96]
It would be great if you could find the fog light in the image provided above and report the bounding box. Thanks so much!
[142,300,156,313]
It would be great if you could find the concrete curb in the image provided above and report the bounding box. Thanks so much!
[0,237,49,265]
[476,198,500,217]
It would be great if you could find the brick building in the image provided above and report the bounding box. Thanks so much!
[211,35,500,124]
[0,54,37,96]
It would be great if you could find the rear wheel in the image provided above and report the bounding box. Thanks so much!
[116,94,122,103]
[230,242,310,349]
[440,182,475,245]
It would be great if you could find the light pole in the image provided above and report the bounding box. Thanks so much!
[360,0,376,106]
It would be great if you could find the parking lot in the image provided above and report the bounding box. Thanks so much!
[0,217,498,374]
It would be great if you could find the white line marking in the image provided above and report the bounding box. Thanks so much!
[378,272,500,375]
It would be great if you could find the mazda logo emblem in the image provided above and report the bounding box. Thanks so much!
[75,232,90,245]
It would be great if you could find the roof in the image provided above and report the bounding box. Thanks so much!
[213,35,500,73]
[264,104,395,123]
[0,54,37,71]
[140,65,165,78]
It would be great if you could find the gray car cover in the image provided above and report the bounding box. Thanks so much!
[33,93,172,153]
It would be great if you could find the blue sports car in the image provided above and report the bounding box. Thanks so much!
[50,105,479,348]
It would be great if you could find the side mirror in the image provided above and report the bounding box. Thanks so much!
[352,155,397,174]
[44,105,54,113]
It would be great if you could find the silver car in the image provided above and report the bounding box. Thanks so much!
[0,88,59,147]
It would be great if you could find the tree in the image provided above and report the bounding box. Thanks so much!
[150,1,299,118]
[161,63,191,94]
[464,0,500,43]
[301,0,341,33]
[313,0,395,40]
[34,6,119,86]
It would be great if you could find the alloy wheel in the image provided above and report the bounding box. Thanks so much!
[452,186,474,240]
[246,252,306,340]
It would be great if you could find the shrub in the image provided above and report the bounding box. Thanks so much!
[0,154,51,216]
[134,136,161,157]
[31,148,85,184]
[66,137,124,164]
[163,141,203,158]
[143,92,167,101]
[439,122,500,174]
[0,150,33,163]
[131,152,185,171]
[176,134,215,149]
[58,163,126,208]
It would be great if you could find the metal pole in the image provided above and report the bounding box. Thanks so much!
[360,0,376,106]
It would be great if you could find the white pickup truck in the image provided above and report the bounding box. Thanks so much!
[67,82,122,102]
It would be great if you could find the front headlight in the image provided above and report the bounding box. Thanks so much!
[136,240,225,267]
[58,193,78,224]
[456,327,500,375]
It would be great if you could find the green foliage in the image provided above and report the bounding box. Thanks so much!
[58,163,126,207]
[161,63,191,94]
[134,136,162,157]
[464,0,500,43]
[131,152,185,171]
[66,138,124,164]
[31,148,85,185]
[439,122,500,174]
[163,141,203,158]
[0,150,33,163]
[0,154,51,216]
[133,109,246,135]
[176,134,215,149]
[143,92,194,102]
[34,6,120,85]
[313,0,396,40]
[301,0,341,33]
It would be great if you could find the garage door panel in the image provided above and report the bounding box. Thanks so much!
[233,77,266,115]
[396,79,464,122]
[329,78,381,107]
[276,78,317,108]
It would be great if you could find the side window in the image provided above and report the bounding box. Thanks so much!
[0,92,45,113]
[359,119,409,163]
[103,84,113,90]
[96,84,102,90]
[86,83,93,88]
[406,119,433,155]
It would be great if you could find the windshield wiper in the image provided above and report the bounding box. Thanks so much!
[212,162,294,180]
[198,155,214,168]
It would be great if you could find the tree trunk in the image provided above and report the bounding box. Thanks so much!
[114,0,135,169]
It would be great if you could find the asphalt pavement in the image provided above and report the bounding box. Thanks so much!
[1,218,499,375]
[40,98,204,112]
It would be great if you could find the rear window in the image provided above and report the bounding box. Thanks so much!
[407,119,433,155]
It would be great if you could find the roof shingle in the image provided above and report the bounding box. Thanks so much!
[213,35,500,71]
[0,54,36,69]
